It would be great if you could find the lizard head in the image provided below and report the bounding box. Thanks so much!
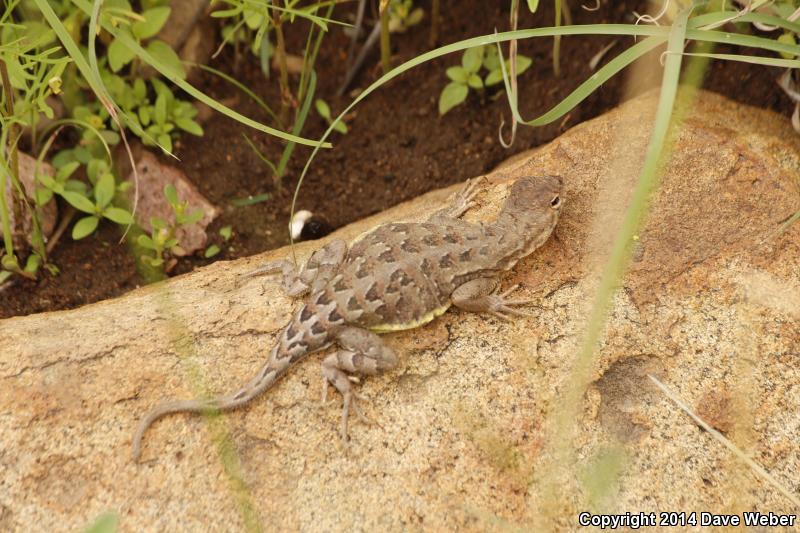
[494,175,563,255]
[506,174,563,219]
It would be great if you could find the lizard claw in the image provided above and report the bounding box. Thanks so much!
[487,284,537,320]
[340,390,373,442]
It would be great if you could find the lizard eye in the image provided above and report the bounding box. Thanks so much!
[550,195,561,209]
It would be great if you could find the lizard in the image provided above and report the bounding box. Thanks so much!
[132,174,563,461]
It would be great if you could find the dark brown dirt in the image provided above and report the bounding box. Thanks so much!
[1,0,795,318]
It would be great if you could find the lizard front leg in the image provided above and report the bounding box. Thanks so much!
[244,239,347,297]
[451,278,535,321]
[428,176,487,222]
[321,326,398,441]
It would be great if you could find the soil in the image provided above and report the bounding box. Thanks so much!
[1,0,795,318]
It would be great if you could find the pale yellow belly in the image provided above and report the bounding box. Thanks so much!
[368,303,452,334]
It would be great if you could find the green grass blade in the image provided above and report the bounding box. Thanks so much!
[570,5,692,406]
[291,23,681,238]
[701,11,800,34]
[686,27,800,56]
[242,134,277,176]
[192,63,281,126]
[277,70,317,179]
[31,0,112,111]
[69,0,330,148]
[542,5,695,524]
[230,192,271,206]
[674,52,800,68]
[501,35,666,126]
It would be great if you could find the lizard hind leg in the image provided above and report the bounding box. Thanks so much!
[320,327,398,443]
[242,239,348,297]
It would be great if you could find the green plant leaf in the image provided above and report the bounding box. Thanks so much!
[467,73,483,90]
[94,173,116,208]
[778,32,797,59]
[445,66,469,83]
[103,207,135,224]
[137,234,156,249]
[485,69,503,86]
[515,55,533,74]
[244,9,264,30]
[36,187,54,205]
[37,173,57,190]
[204,244,221,258]
[154,92,168,125]
[1,254,20,272]
[86,159,106,183]
[164,184,179,205]
[230,192,270,206]
[72,216,100,239]
[56,161,80,182]
[133,7,171,40]
[74,146,92,165]
[438,82,469,115]
[174,117,203,136]
[315,99,332,120]
[219,225,233,240]
[407,8,424,26]
[137,106,151,126]
[462,46,485,73]
[65,180,88,194]
[483,45,500,70]
[157,133,172,153]
[527,0,539,12]
[62,191,97,214]
[145,40,187,80]
[108,38,135,72]
[332,120,348,134]
[150,216,168,230]
[24,253,42,274]
[183,209,204,225]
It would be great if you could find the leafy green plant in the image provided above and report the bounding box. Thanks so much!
[388,0,424,33]
[438,44,532,115]
[137,184,203,268]
[104,0,184,79]
[315,98,347,134]
[41,163,135,240]
[0,5,72,282]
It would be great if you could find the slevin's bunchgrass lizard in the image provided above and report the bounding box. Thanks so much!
[132,175,563,461]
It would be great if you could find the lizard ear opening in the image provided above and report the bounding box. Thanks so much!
[550,195,561,209]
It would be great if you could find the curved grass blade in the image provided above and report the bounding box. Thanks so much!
[500,35,666,127]
[539,5,696,526]
[685,28,800,56]
[191,63,281,126]
[671,52,800,68]
[291,23,684,245]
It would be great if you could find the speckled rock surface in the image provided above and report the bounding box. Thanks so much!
[1,89,799,532]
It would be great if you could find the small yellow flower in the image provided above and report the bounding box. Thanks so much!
[89,115,105,129]
[48,76,62,95]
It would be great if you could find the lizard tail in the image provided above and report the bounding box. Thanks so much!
[131,344,285,461]
[132,303,332,461]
